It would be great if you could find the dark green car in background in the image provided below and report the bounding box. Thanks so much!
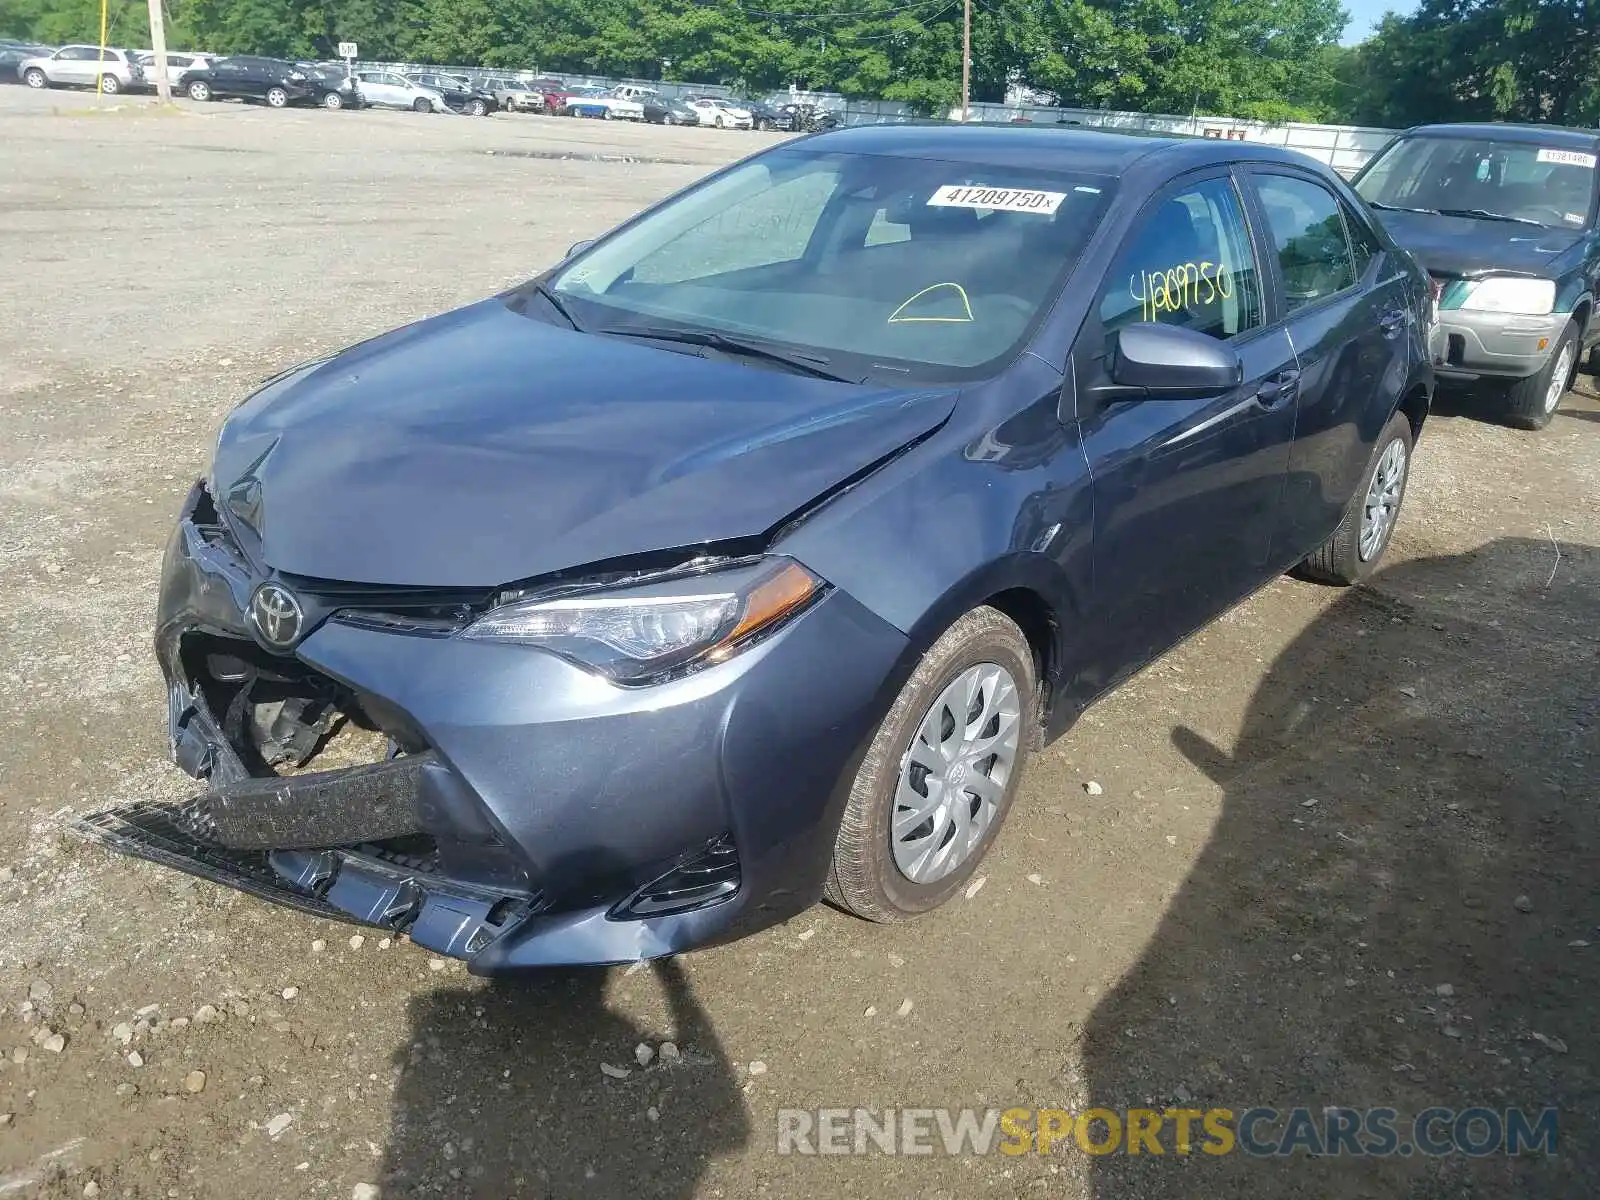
[1354,122,1600,430]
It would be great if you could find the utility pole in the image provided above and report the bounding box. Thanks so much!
[145,0,172,102]
[961,0,971,121]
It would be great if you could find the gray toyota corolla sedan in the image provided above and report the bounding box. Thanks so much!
[85,126,1433,972]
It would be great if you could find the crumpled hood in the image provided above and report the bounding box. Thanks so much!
[1374,209,1585,278]
[212,299,955,587]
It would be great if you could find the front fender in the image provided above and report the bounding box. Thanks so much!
[776,400,1094,728]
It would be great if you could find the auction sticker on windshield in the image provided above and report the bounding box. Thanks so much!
[928,185,1066,214]
[1537,148,1598,168]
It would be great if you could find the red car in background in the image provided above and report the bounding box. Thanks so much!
[528,77,579,114]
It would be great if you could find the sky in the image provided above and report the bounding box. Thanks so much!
[1341,0,1408,43]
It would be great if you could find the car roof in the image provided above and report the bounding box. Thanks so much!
[1401,122,1600,148]
[799,123,1327,176]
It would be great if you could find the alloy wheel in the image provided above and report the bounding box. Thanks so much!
[891,662,1021,884]
[1359,437,1407,561]
[1544,340,1575,415]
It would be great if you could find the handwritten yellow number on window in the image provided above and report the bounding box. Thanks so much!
[1128,262,1233,323]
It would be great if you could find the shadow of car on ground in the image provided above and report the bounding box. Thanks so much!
[380,956,748,1197]
[1084,536,1599,1196]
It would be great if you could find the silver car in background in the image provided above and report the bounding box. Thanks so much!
[133,51,212,90]
[354,70,445,113]
[20,45,144,94]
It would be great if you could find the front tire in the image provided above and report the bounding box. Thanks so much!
[187,79,212,101]
[1502,319,1577,431]
[412,97,430,112]
[265,86,288,108]
[1298,409,1413,585]
[714,114,726,128]
[466,98,487,116]
[23,68,47,89]
[825,607,1036,922]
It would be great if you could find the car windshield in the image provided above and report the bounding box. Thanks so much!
[543,149,1115,382]
[1355,135,1597,228]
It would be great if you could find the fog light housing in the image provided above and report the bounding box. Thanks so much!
[612,836,740,919]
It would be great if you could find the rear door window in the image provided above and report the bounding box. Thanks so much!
[1253,174,1357,313]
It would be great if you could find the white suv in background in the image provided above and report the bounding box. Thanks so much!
[20,45,144,94]
[355,70,446,113]
[133,51,212,90]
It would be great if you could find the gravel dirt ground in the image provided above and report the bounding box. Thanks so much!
[1,86,1597,1200]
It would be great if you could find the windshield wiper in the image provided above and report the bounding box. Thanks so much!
[598,325,859,382]
[1435,207,1548,227]
[1367,201,1441,215]
[528,281,583,331]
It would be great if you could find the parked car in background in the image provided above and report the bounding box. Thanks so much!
[776,101,841,132]
[687,96,753,129]
[526,76,578,114]
[132,50,211,90]
[739,98,785,131]
[355,70,444,113]
[1355,122,1600,430]
[563,85,645,120]
[641,93,697,125]
[285,61,362,109]
[405,71,494,115]
[179,56,314,107]
[129,128,1432,972]
[20,45,144,94]
[484,75,542,112]
[0,39,53,83]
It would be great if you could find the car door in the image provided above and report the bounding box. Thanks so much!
[52,47,94,85]
[1246,169,1410,560]
[208,59,246,98]
[1075,169,1300,690]
[357,72,394,106]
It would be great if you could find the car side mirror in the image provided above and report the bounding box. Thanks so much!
[1108,323,1242,398]
[565,239,594,260]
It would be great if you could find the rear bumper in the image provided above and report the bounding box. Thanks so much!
[112,482,907,972]
[1429,308,1568,382]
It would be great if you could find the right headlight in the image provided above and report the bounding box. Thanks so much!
[459,556,824,684]
[1455,276,1557,316]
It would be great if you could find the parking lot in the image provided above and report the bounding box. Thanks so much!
[1,86,1597,1199]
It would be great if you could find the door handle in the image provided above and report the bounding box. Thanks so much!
[1253,368,1300,411]
[1379,308,1407,338]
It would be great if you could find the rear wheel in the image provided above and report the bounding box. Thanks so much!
[23,68,47,89]
[321,90,343,110]
[98,73,121,95]
[1502,319,1576,431]
[265,86,288,108]
[825,606,1035,922]
[714,114,726,128]
[1297,409,1413,585]
[187,79,212,101]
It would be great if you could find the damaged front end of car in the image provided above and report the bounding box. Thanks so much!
[75,478,548,961]
[75,464,912,972]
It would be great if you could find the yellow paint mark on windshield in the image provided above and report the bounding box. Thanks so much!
[888,282,974,323]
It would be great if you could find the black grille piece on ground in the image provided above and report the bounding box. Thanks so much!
[68,803,371,924]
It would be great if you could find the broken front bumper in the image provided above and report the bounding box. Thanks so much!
[84,481,908,972]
